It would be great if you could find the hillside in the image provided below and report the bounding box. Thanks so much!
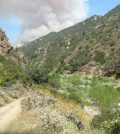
[0,28,30,106]
[17,6,120,133]
[0,28,92,134]
[20,5,120,77]
[0,5,120,134]
[0,28,28,84]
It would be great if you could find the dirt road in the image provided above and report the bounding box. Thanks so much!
[0,99,22,133]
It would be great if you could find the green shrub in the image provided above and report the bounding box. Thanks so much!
[48,74,61,88]
[107,121,120,134]
[68,92,81,103]
[28,68,48,84]
[104,60,120,78]
[91,111,120,134]
[95,51,105,64]
[0,55,30,86]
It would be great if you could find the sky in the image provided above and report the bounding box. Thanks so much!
[0,0,120,44]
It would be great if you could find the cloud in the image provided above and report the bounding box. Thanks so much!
[0,0,89,41]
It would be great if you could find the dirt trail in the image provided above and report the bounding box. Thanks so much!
[0,99,22,133]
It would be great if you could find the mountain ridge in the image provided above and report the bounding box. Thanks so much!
[20,4,120,77]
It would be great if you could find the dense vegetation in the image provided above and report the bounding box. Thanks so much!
[0,54,30,86]
[92,111,120,134]
[48,75,120,111]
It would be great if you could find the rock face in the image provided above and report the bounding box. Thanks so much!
[80,61,103,77]
[0,28,11,53]
[0,28,28,68]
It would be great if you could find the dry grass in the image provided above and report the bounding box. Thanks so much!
[34,88,92,133]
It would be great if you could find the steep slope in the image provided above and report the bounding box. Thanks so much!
[20,5,120,77]
[20,15,101,74]
[0,28,30,86]
[0,28,30,108]
[0,29,28,68]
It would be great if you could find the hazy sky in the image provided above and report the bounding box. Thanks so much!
[0,0,120,44]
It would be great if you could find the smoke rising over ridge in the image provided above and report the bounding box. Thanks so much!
[0,0,89,41]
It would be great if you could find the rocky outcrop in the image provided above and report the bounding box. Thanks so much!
[0,28,11,53]
[0,28,28,68]
[80,61,103,77]
[9,48,28,68]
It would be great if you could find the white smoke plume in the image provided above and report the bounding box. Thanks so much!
[0,0,89,41]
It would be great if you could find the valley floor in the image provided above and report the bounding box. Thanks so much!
[0,75,119,134]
